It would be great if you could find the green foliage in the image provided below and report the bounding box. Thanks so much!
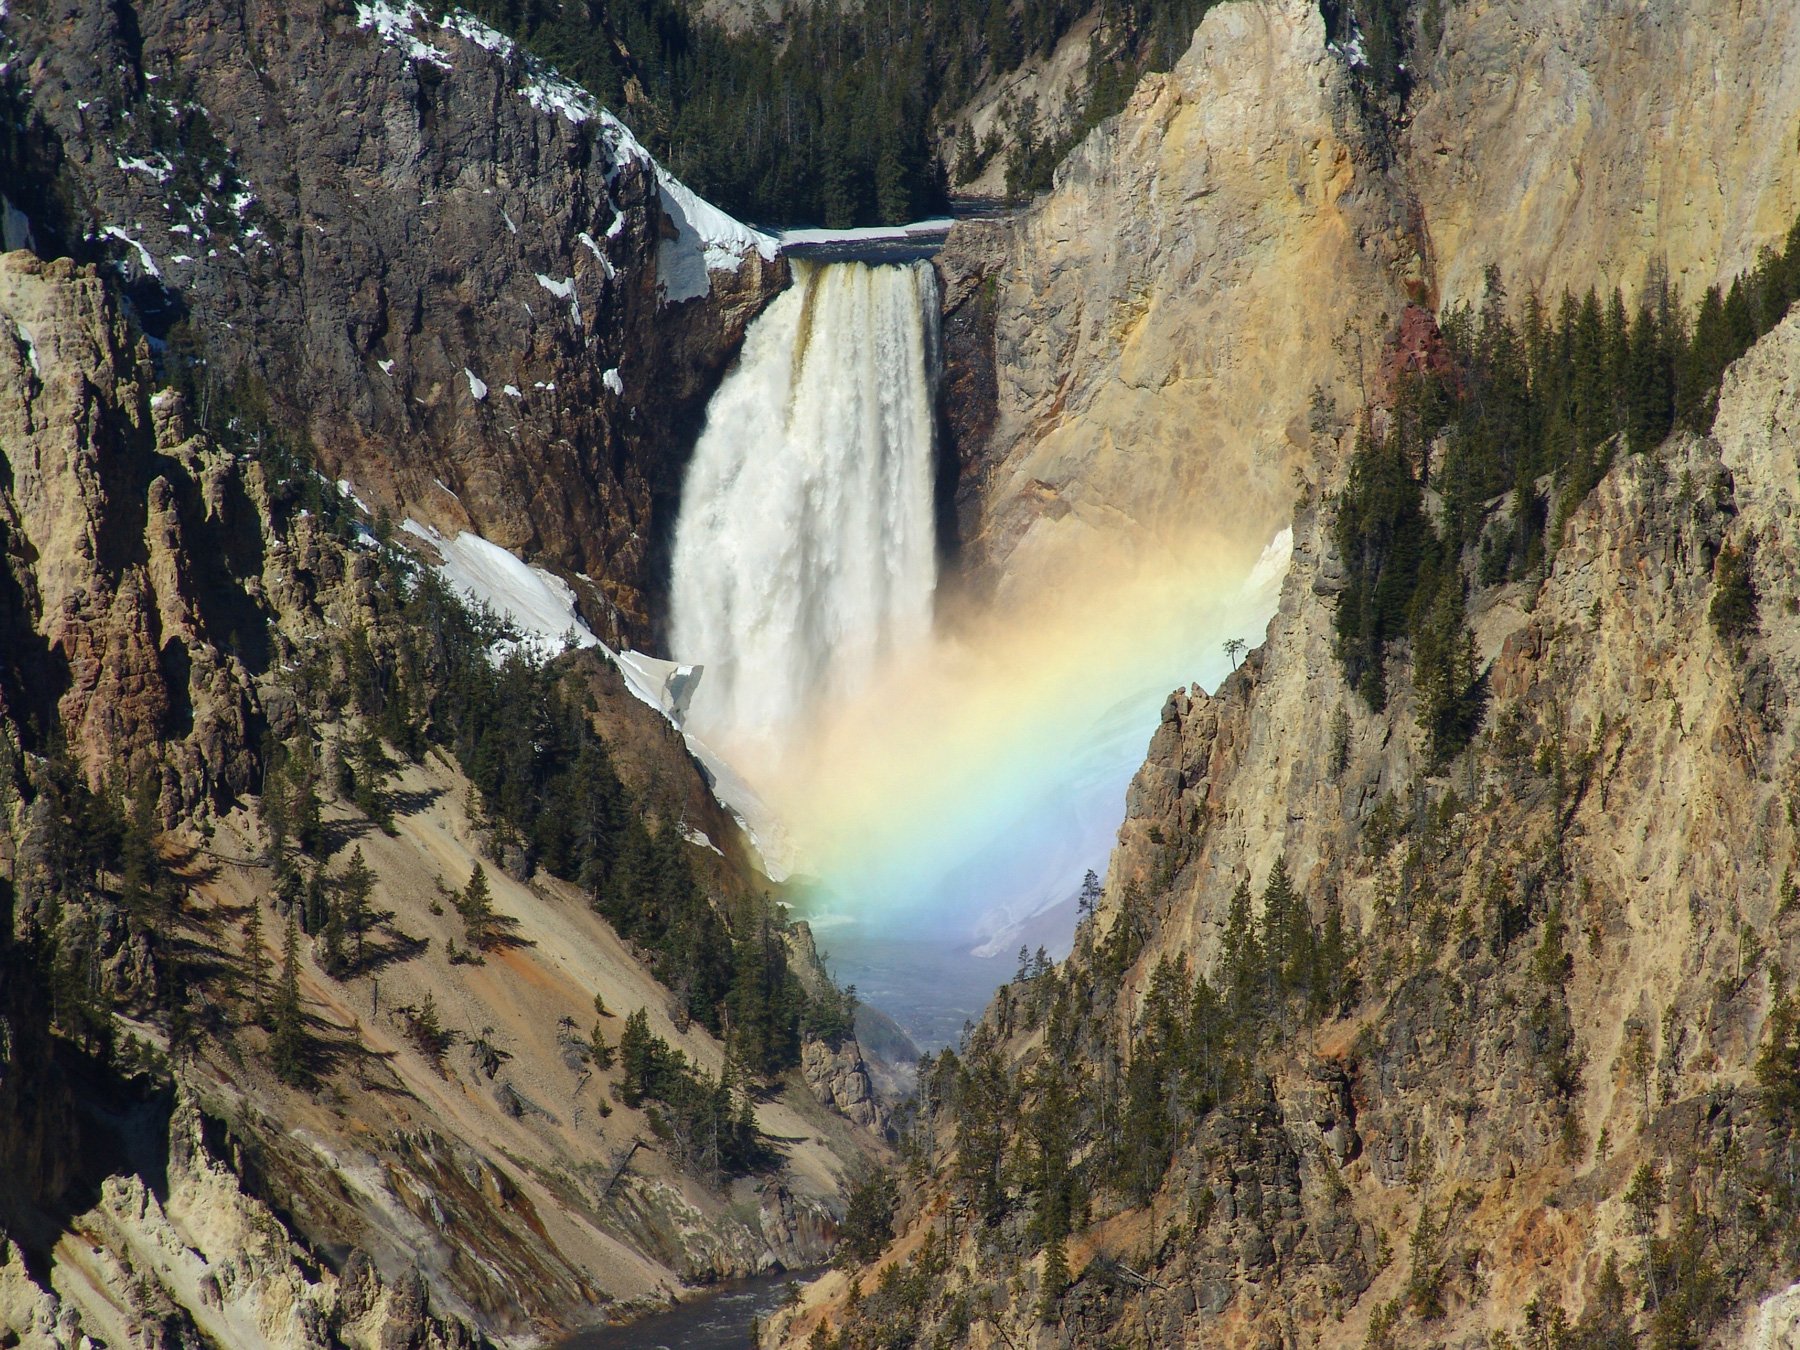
[1329,704,1353,778]
[456,863,497,951]
[802,977,859,1048]
[588,1022,616,1071]
[616,1007,766,1181]
[1756,987,1800,1134]
[243,904,269,1027]
[1406,1206,1447,1319]
[1331,418,1432,711]
[404,990,453,1068]
[1709,541,1759,648]
[1331,228,1800,745]
[270,912,306,1084]
[452,0,951,226]
[275,519,841,1077]
[839,1169,898,1265]
[21,754,197,1054]
[1039,1233,1070,1320]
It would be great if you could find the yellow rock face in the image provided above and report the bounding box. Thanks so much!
[944,0,1413,595]
[949,0,1800,603]
[1408,0,1800,307]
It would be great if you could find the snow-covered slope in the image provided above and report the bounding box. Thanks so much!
[353,2,775,304]
[400,521,790,875]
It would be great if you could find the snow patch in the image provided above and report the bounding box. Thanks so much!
[116,153,174,183]
[535,272,581,327]
[521,74,599,125]
[1330,24,1368,69]
[602,368,623,397]
[678,824,722,856]
[503,384,522,399]
[402,521,597,664]
[653,169,777,305]
[377,358,395,374]
[99,225,161,280]
[229,189,257,216]
[464,369,488,401]
[776,218,955,248]
[335,479,373,514]
[440,11,514,56]
[501,207,518,235]
[397,520,779,868]
[577,230,616,279]
[354,1,451,69]
[13,320,39,377]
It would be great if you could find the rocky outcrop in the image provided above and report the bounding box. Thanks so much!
[0,0,785,640]
[939,0,1800,606]
[0,1086,484,1350]
[799,1036,883,1135]
[1406,0,1800,307]
[936,0,1415,596]
[0,251,881,1349]
[0,251,260,814]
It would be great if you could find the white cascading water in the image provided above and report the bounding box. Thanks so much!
[670,259,941,743]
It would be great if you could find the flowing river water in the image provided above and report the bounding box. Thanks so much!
[556,1272,807,1350]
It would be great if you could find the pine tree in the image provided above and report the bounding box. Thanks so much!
[1221,878,1261,1022]
[349,727,394,833]
[271,912,305,1084]
[243,903,269,1027]
[301,866,329,938]
[619,1008,659,1108]
[589,1023,616,1071]
[1039,1234,1069,1320]
[288,736,324,857]
[407,990,449,1067]
[118,775,162,915]
[339,846,376,969]
[458,863,496,950]
[1259,856,1301,1001]
[1312,892,1352,1020]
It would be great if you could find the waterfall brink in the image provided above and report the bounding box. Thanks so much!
[670,259,941,744]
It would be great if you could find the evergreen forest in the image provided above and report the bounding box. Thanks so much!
[451,0,1404,224]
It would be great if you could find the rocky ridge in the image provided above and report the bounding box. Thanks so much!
[936,0,1415,596]
[0,248,888,1349]
[937,0,1800,601]
[0,0,785,641]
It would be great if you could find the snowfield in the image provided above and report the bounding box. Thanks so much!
[395,520,786,874]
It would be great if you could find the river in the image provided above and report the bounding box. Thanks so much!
[557,1272,806,1350]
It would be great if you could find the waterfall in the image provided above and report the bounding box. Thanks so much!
[670,259,941,742]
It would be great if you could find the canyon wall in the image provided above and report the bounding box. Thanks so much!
[0,0,784,639]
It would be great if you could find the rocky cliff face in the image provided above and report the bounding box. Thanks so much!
[0,0,784,641]
[939,0,1800,599]
[937,0,1416,594]
[1406,0,1800,307]
[774,257,1800,1350]
[0,252,260,817]
[794,0,1800,1344]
